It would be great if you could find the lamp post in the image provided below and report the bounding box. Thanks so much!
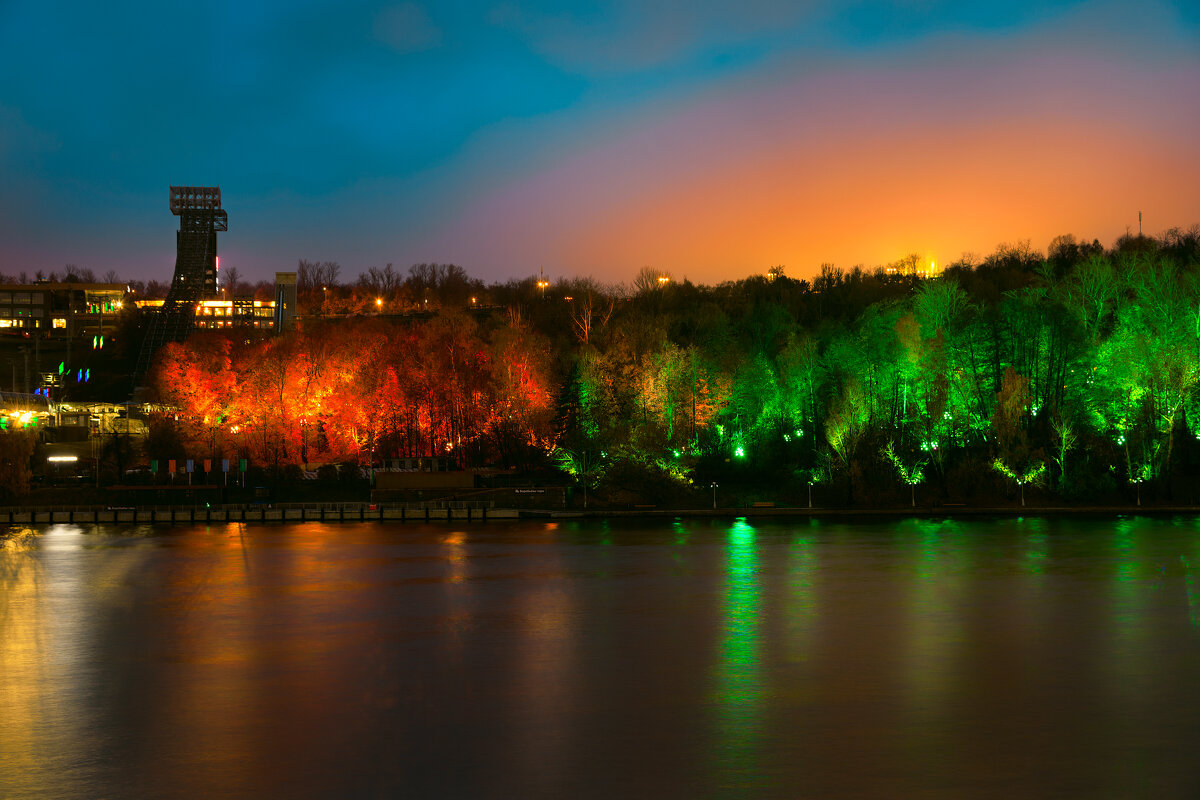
[711,481,718,510]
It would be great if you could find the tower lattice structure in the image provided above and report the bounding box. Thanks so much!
[134,186,228,383]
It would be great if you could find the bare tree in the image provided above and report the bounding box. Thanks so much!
[103,269,121,284]
[567,279,615,344]
[632,266,672,294]
[297,259,342,292]
[358,263,402,296]
[221,265,242,296]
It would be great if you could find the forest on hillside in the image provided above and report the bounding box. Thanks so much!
[145,228,1200,507]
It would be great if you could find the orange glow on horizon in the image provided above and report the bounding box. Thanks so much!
[425,41,1200,285]
[540,117,1199,282]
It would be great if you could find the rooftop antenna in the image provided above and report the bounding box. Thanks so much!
[1139,211,1142,237]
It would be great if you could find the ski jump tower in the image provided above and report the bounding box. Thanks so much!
[134,186,228,383]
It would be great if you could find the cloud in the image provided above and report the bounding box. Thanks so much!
[373,3,442,53]
[490,0,823,74]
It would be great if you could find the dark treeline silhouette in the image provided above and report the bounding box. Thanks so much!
[111,225,1200,505]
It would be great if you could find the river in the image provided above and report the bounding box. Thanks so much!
[3,516,1200,798]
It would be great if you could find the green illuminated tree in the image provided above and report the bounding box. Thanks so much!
[991,367,1044,505]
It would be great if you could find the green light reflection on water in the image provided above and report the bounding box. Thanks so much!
[1183,553,1200,629]
[1107,517,1151,712]
[785,528,818,665]
[1023,517,1049,575]
[713,518,762,790]
[900,517,968,751]
[673,519,689,546]
[1110,519,1140,651]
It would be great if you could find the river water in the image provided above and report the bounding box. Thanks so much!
[3,516,1200,798]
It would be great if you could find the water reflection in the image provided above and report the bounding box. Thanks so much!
[1022,516,1050,575]
[4,517,1200,798]
[1108,519,1150,701]
[1184,551,1200,629]
[0,528,51,793]
[894,518,969,774]
[712,518,762,791]
[510,532,574,796]
[1,525,150,797]
[784,529,818,665]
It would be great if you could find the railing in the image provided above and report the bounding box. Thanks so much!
[0,499,505,525]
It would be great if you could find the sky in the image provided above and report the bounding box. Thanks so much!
[1,0,1198,286]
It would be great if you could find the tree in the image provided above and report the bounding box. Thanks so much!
[991,368,1044,505]
[632,266,672,294]
[221,265,243,296]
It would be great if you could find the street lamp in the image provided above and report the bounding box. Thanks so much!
[657,275,670,287]
[375,297,383,312]
[711,481,718,509]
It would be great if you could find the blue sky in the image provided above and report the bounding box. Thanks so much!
[1,0,1197,284]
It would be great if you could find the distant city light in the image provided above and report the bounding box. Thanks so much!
[48,455,78,462]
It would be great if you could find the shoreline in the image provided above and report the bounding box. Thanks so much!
[4,502,1200,526]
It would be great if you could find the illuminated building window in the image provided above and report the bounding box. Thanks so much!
[53,318,67,329]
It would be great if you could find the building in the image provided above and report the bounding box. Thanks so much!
[194,298,277,330]
[0,283,130,396]
[274,272,297,331]
[134,296,279,331]
[0,282,127,339]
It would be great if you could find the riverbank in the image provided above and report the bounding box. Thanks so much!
[5,501,1200,526]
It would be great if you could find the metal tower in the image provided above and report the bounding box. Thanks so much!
[134,186,228,383]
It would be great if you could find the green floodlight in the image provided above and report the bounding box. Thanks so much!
[57,361,65,375]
